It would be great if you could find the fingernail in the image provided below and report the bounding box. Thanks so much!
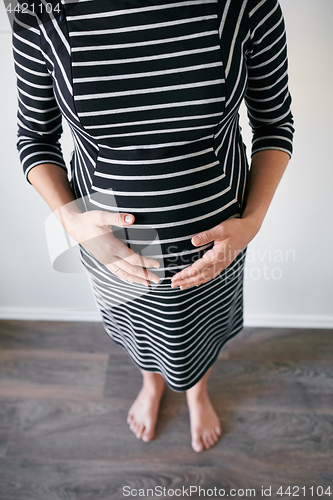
[193,235,202,245]
[125,215,133,223]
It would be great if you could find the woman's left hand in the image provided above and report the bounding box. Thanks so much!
[170,216,260,290]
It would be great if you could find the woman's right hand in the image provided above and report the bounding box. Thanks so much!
[62,209,160,286]
[26,165,159,285]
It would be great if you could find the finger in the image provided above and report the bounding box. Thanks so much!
[122,248,161,270]
[171,248,225,282]
[177,261,223,286]
[112,266,150,286]
[191,225,224,247]
[113,249,160,283]
[81,230,161,278]
[173,265,219,289]
[178,275,213,289]
[110,259,160,285]
[107,237,160,271]
[93,210,135,227]
[112,266,152,286]
[96,235,160,274]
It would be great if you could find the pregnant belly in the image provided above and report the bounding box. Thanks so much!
[85,141,244,277]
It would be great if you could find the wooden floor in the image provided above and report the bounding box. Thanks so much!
[0,320,332,500]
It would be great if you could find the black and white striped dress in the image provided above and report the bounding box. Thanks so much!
[13,0,294,391]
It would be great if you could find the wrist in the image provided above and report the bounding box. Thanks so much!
[240,212,264,238]
[54,201,83,241]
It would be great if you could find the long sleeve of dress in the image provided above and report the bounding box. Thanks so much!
[12,6,67,181]
[245,0,295,157]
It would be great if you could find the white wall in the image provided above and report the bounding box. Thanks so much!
[0,0,332,327]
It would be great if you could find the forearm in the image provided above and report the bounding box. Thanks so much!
[27,164,80,228]
[242,149,290,234]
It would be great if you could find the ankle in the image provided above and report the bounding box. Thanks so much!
[186,386,209,405]
[141,372,165,395]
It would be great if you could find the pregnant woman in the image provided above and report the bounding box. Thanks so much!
[13,0,294,452]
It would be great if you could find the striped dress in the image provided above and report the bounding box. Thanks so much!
[13,0,294,391]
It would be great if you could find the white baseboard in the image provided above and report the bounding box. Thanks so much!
[244,314,333,329]
[0,307,332,328]
[0,307,102,322]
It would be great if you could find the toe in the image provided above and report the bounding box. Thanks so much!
[130,420,137,434]
[142,421,155,442]
[191,433,204,453]
[203,432,213,450]
[210,430,219,445]
[135,423,145,439]
[142,430,153,442]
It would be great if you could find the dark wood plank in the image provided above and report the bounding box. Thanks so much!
[0,459,332,500]
[0,349,109,401]
[0,402,20,458]
[103,349,147,400]
[0,320,111,353]
[219,327,333,361]
[209,359,333,411]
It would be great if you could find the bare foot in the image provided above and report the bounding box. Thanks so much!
[127,372,165,442]
[187,390,222,452]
